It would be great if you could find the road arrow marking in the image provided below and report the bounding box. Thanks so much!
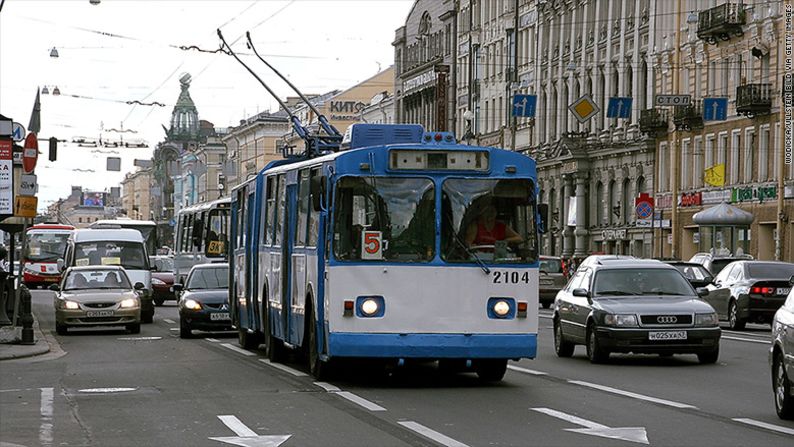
[532,407,648,445]
[209,415,291,447]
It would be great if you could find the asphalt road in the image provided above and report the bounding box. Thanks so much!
[1,291,793,447]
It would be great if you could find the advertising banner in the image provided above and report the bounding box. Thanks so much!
[0,139,13,215]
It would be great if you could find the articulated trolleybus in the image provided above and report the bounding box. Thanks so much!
[231,124,541,380]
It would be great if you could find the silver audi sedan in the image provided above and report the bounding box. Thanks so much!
[771,285,794,419]
[53,266,143,335]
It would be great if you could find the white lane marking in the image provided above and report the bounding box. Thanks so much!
[398,421,470,447]
[259,359,308,377]
[217,415,258,437]
[507,365,547,376]
[568,380,697,409]
[117,336,162,340]
[205,338,221,343]
[532,408,649,445]
[39,387,54,447]
[313,381,386,411]
[169,328,179,331]
[539,314,553,320]
[220,343,257,356]
[722,335,770,344]
[77,387,137,393]
[314,382,341,392]
[733,418,794,436]
[336,391,387,412]
[0,388,27,393]
[163,318,176,324]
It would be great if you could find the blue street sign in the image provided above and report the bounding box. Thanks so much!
[703,97,728,121]
[606,97,632,119]
[512,94,537,118]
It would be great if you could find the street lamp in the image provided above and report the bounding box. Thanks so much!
[49,47,59,58]
[41,86,60,96]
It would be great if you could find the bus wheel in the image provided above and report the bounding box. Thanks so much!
[238,329,260,350]
[308,310,330,380]
[475,359,507,382]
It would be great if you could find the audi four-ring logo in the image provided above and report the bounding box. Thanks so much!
[657,316,678,324]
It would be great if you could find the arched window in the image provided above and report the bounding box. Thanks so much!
[608,180,616,225]
[640,60,648,109]
[636,176,646,195]
[622,178,631,223]
[550,84,558,140]
[595,181,604,226]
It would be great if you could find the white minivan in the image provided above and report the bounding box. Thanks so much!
[60,229,154,323]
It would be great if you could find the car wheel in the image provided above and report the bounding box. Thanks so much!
[127,323,141,334]
[728,300,746,330]
[307,309,330,380]
[697,347,719,364]
[554,319,575,358]
[179,318,192,339]
[475,359,507,382]
[586,324,609,364]
[774,352,794,419]
[55,322,68,335]
[153,297,164,306]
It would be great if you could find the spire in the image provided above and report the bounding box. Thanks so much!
[167,73,199,142]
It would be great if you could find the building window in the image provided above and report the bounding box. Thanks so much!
[659,142,669,192]
[730,130,741,184]
[705,134,715,169]
[622,178,631,224]
[595,181,604,225]
[743,128,755,183]
[608,180,617,225]
[718,132,728,165]
[693,137,703,188]
[681,138,690,189]
[759,125,770,181]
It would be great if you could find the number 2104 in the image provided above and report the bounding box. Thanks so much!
[492,271,530,284]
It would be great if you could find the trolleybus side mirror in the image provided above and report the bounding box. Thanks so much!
[57,258,64,272]
[538,203,549,234]
[311,175,327,212]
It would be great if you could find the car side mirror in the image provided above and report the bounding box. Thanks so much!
[134,282,145,290]
[57,258,64,272]
[703,276,713,284]
[696,287,709,297]
[49,284,60,292]
[572,288,589,298]
[150,265,158,271]
[171,284,183,293]
[789,275,794,286]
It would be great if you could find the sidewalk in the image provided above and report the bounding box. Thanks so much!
[0,315,51,360]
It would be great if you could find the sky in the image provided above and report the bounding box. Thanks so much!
[0,0,415,211]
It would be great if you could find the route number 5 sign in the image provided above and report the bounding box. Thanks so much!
[361,230,383,260]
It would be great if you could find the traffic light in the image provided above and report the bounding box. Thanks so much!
[48,137,57,161]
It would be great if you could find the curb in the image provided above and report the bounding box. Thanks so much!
[0,315,52,361]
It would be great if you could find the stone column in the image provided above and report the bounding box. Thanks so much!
[561,174,574,257]
[629,0,642,137]
[574,173,589,257]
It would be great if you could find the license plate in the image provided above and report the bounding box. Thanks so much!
[85,310,114,318]
[776,288,790,296]
[211,312,230,321]
[648,331,687,341]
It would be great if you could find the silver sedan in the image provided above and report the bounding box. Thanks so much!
[53,266,144,335]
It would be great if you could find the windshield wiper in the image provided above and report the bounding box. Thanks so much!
[642,291,685,296]
[445,215,489,274]
[595,290,635,296]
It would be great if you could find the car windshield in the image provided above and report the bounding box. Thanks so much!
[710,259,736,275]
[333,177,435,262]
[75,241,148,270]
[187,267,229,290]
[64,269,131,290]
[673,264,711,281]
[747,263,794,278]
[441,178,538,264]
[593,268,694,297]
[152,257,174,272]
[540,258,563,273]
[24,232,69,262]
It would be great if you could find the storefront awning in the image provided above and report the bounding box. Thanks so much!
[692,202,754,225]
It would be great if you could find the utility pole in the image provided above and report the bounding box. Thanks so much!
[510,0,519,151]
[670,0,683,259]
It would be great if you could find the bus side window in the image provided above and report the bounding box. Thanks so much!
[275,175,286,246]
[307,168,321,247]
[296,169,311,247]
[265,177,276,245]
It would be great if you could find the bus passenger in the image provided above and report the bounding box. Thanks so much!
[465,205,523,248]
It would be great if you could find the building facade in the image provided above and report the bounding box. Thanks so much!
[222,111,290,187]
[650,0,788,261]
[120,167,153,221]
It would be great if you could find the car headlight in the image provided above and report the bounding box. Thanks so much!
[64,300,79,310]
[695,312,718,327]
[151,278,165,286]
[183,299,202,310]
[604,314,638,327]
[120,298,138,308]
[360,298,379,316]
[493,300,511,317]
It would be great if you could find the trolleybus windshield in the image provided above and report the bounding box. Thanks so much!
[25,232,70,262]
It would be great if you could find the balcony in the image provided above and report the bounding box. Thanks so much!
[736,83,772,117]
[639,108,669,134]
[673,104,704,131]
[697,3,746,45]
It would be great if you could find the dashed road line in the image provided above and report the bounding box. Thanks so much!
[568,380,697,409]
[397,421,469,447]
[732,418,794,436]
[39,387,54,447]
[259,359,308,377]
[220,343,257,357]
[507,365,547,376]
[163,318,176,324]
[205,338,221,343]
[721,335,770,344]
[313,382,386,411]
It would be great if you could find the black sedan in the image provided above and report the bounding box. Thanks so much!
[665,261,714,288]
[706,261,794,330]
[176,263,231,338]
[553,260,721,364]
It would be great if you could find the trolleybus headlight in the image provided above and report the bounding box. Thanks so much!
[493,300,511,317]
[361,299,379,316]
[184,299,202,310]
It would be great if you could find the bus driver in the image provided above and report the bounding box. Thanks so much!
[465,204,523,249]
